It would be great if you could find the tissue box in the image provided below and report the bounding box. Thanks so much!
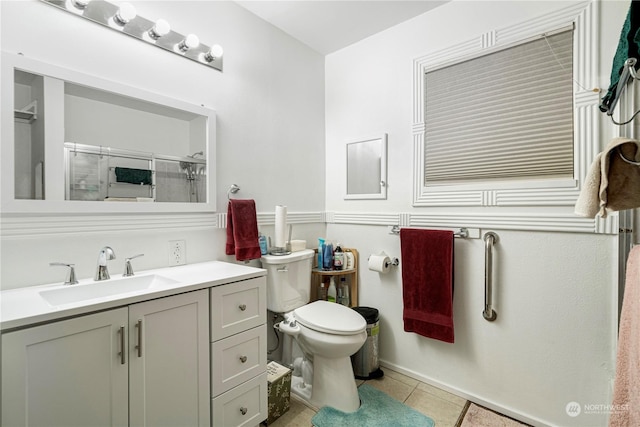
[266,361,292,424]
[290,240,307,252]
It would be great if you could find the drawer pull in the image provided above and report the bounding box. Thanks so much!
[240,407,248,416]
[238,304,247,311]
[239,355,248,363]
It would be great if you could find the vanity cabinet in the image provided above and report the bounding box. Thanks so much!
[1,289,210,427]
[210,277,268,427]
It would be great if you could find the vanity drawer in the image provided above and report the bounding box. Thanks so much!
[211,325,267,396]
[211,372,267,427]
[210,277,266,341]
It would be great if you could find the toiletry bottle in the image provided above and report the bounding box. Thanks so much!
[258,233,268,255]
[327,277,337,302]
[333,243,344,270]
[318,238,325,269]
[339,277,350,306]
[318,279,328,301]
[345,250,354,270]
[323,241,333,270]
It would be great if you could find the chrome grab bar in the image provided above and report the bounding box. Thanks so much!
[483,232,498,322]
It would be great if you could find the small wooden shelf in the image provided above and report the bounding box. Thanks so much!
[311,248,358,307]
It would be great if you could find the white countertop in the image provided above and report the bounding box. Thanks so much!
[0,261,266,331]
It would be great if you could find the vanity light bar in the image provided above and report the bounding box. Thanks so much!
[41,0,223,71]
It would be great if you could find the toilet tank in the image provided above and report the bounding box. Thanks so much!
[260,249,314,313]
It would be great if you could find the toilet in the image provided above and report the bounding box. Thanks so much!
[261,249,367,412]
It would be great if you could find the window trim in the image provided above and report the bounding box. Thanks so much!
[412,1,598,208]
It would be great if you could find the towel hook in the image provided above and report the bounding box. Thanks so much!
[227,184,240,200]
[608,58,640,125]
[618,146,640,166]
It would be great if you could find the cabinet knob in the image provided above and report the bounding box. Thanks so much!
[238,304,247,311]
[240,407,248,416]
[239,355,247,363]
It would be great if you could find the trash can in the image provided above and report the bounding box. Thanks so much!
[351,307,384,380]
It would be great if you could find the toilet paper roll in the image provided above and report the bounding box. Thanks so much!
[368,254,391,274]
[275,205,287,248]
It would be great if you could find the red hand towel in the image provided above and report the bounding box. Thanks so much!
[225,199,262,261]
[400,228,454,343]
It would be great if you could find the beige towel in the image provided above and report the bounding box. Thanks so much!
[609,246,640,427]
[575,137,640,218]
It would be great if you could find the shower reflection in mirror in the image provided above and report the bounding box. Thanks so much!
[65,143,206,203]
[179,151,206,203]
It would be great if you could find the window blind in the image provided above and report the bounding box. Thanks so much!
[424,29,574,185]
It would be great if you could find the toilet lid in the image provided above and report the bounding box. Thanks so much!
[293,300,366,335]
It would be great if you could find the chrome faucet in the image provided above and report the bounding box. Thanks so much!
[123,253,144,277]
[50,262,79,285]
[95,246,116,281]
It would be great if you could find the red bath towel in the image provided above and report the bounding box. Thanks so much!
[400,228,454,343]
[225,199,261,261]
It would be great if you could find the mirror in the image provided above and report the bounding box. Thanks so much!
[345,134,387,200]
[3,52,216,213]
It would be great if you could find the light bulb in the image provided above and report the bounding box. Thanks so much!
[205,44,224,62]
[178,34,199,52]
[114,2,136,26]
[148,19,170,40]
[70,0,91,9]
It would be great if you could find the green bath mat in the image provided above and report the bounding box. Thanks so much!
[311,383,435,427]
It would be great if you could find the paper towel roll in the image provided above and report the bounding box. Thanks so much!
[275,205,287,248]
[368,254,391,274]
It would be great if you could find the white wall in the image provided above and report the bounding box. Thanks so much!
[0,1,326,288]
[325,1,627,426]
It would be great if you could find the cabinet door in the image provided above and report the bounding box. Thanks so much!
[1,308,129,427]
[129,290,210,427]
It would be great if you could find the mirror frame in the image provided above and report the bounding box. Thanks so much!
[345,133,387,200]
[1,51,216,214]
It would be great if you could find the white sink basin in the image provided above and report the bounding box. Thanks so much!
[39,274,179,307]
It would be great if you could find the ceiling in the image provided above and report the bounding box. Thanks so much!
[235,1,449,55]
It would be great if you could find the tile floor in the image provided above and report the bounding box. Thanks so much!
[267,367,526,427]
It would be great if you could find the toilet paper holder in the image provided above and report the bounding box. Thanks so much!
[368,254,399,268]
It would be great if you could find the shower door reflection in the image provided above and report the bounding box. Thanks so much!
[65,143,206,203]
[157,158,206,203]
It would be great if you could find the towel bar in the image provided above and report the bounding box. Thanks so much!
[483,232,498,322]
[389,225,471,238]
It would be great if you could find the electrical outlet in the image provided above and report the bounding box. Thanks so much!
[169,240,186,266]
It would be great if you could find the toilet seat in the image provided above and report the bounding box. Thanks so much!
[294,300,366,335]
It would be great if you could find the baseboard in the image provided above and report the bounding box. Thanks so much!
[378,359,551,427]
